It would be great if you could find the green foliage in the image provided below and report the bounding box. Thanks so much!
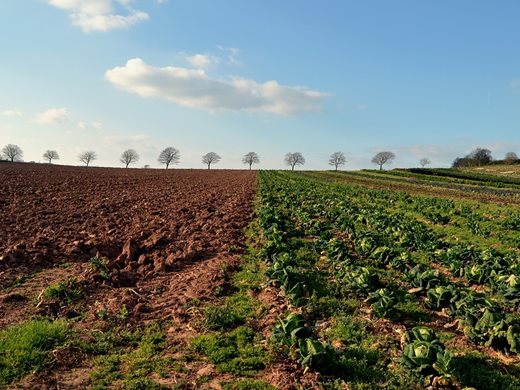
[296,337,337,372]
[451,353,520,389]
[271,312,311,346]
[0,320,69,385]
[368,288,401,318]
[204,305,242,330]
[426,285,456,310]
[256,171,519,386]
[89,324,173,389]
[191,326,265,376]
[404,265,442,291]
[401,327,447,375]
[203,292,259,331]
[43,278,83,303]
[464,309,520,353]
[89,256,112,281]
[338,266,380,295]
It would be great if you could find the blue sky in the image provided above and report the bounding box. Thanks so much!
[1,0,520,169]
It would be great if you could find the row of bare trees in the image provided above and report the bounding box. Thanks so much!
[0,144,394,170]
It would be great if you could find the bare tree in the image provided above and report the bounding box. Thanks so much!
[120,149,139,168]
[2,144,23,162]
[285,152,305,171]
[202,152,221,169]
[242,152,260,170]
[158,146,180,169]
[329,151,347,171]
[505,152,518,162]
[371,151,395,170]
[419,158,431,168]
[78,151,97,167]
[43,150,59,164]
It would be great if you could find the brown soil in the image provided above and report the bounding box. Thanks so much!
[0,163,257,388]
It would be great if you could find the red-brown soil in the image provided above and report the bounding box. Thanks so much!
[0,163,257,388]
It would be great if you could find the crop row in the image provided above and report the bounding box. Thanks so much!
[256,171,520,387]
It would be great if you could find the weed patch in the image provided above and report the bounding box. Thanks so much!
[0,319,69,386]
[192,326,265,376]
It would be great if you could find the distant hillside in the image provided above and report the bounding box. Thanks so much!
[465,164,520,179]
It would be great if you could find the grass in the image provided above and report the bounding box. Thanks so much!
[0,319,69,385]
[88,323,178,389]
[191,326,266,376]
[451,353,520,389]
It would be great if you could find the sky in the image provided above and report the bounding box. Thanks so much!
[1,0,520,170]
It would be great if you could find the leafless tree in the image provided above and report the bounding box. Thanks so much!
[285,152,305,171]
[371,151,395,170]
[242,152,260,170]
[329,151,346,171]
[120,149,139,168]
[505,152,518,162]
[2,144,23,162]
[202,152,221,169]
[419,158,431,168]
[158,146,180,169]
[43,150,59,164]
[78,151,97,167]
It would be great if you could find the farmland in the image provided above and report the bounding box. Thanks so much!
[1,163,519,389]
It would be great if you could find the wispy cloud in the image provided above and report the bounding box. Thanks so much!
[34,107,69,125]
[47,0,149,32]
[0,109,23,117]
[105,58,328,115]
[217,46,242,66]
[511,79,520,92]
[186,54,218,69]
[78,120,103,129]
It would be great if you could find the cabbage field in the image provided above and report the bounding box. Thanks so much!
[253,170,520,388]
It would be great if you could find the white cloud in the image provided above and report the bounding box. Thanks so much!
[186,54,218,69]
[0,109,23,117]
[105,58,328,115]
[34,108,69,125]
[78,120,103,129]
[47,0,149,32]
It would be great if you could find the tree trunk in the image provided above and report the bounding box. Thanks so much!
[126,163,129,168]
[208,163,211,169]
[166,163,169,169]
[249,163,252,170]
[291,164,295,171]
[379,163,383,170]
[335,165,338,171]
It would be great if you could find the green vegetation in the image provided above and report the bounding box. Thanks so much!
[0,319,69,386]
[43,278,83,303]
[192,326,265,376]
[88,324,176,389]
[254,170,520,388]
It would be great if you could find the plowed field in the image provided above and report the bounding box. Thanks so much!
[0,163,257,388]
